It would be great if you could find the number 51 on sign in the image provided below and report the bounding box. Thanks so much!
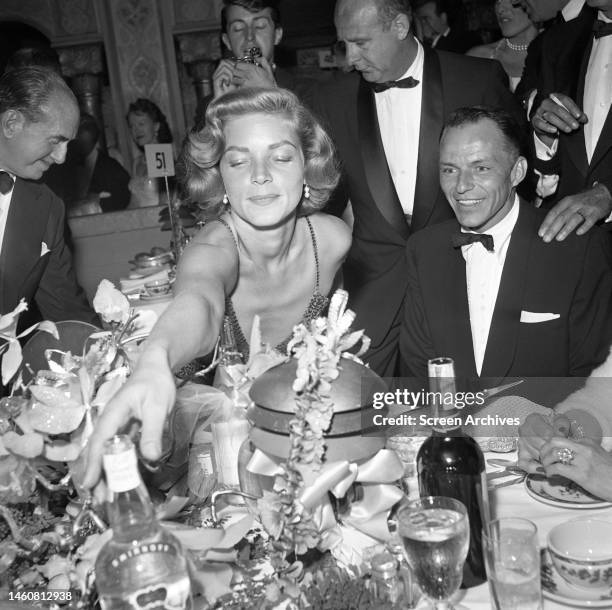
[144,143,175,178]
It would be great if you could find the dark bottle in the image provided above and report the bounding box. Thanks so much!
[416,357,489,588]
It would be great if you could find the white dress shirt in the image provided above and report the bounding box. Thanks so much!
[562,0,585,21]
[584,12,612,163]
[0,171,16,258]
[460,196,520,375]
[375,42,424,219]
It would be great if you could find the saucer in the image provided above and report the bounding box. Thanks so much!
[541,548,612,607]
[525,474,612,509]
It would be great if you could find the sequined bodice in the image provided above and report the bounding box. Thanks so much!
[217,216,328,361]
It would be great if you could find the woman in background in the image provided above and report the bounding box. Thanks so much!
[467,0,539,92]
[127,98,174,207]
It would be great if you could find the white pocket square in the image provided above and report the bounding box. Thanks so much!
[40,242,49,257]
[520,311,560,323]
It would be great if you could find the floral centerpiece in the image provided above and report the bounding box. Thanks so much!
[0,281,158,605]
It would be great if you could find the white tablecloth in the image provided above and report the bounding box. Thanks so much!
[451,451,612,609]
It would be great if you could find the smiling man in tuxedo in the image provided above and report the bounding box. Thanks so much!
[310,0,522,377]
[399,107,612,385]
[0,66,97,331]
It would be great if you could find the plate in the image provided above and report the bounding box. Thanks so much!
[541,548,612,607]
[525,474,612,509]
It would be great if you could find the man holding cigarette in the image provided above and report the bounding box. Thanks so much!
[529,0,612,242]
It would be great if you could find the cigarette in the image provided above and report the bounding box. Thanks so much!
[549,94,571,113]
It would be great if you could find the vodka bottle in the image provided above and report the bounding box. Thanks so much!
[95,435,192,609]
[416,357,490,588]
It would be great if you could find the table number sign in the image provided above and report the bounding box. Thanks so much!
[144,143,175,178]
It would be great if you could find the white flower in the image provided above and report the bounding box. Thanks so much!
[93,279,130,325]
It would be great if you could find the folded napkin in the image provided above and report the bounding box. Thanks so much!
[120,268,169,294]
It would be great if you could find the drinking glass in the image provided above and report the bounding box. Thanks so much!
[397,496,469,610]
[483,518,542,610]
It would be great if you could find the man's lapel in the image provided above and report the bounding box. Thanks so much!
[481,203,535,379]
[412,48,444,231]
[0,179,44,313]
[357,79,410,240]
[589,107,612,172]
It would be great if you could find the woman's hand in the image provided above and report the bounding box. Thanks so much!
[517,412,572,473]
[539,437,612,501]
[82,348,176,488]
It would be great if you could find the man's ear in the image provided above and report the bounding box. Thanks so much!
[511,155,528,187]
[394,12,411,40]
[1,109,25,139]
[221,32,233,53]
[274,25,283,46]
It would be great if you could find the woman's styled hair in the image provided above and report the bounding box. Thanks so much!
[126,98,173,144]
[180,87,340,218]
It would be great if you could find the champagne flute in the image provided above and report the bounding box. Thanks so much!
[397,496,469,610]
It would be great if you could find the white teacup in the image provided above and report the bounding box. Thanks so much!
[548,519,612,590]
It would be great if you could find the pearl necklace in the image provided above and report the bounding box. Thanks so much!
[504,38,529,52]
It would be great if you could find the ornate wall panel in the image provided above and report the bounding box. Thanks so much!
[173,0,222,30]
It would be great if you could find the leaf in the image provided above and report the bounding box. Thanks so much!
[30,385,81,410]
[1,339,22,385]
[0,299,27,332]
[28,401,86,434]
[44,439,82,462]
[91,370,127,407]
[3,431,44,458]
[17,320,58,340]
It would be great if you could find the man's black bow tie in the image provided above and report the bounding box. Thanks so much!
[451,232,495,252]
[0,171,14,195]
[370,76,420,93]
[593,19,612,38]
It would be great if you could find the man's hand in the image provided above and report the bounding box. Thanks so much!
[531,93,587,148]
[212,57,277,99]
[212,59,240,97]
[538,183,612,242]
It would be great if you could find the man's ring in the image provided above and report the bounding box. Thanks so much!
[541,111,549,122]
[557,447,575,465]
[575,210,586,219]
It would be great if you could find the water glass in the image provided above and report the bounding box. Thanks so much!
[483,518,542,610]
[397,496,469,610]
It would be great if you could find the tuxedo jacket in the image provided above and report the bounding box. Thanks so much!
[528,7,612,202]
[399,203,612,385]
[0,178,98,330]
[311,48,523,376]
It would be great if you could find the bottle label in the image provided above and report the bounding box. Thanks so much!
[109,542,179,568]
[99,575,191,609]
[103,449,140,493]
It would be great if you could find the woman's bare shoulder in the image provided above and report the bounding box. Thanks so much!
[307,213,352,260]
[466,43,497,59]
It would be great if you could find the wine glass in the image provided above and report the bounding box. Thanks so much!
[397,496,469,610]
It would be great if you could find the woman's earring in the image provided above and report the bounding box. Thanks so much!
[303,184,311,200]
[222,193,229,205]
